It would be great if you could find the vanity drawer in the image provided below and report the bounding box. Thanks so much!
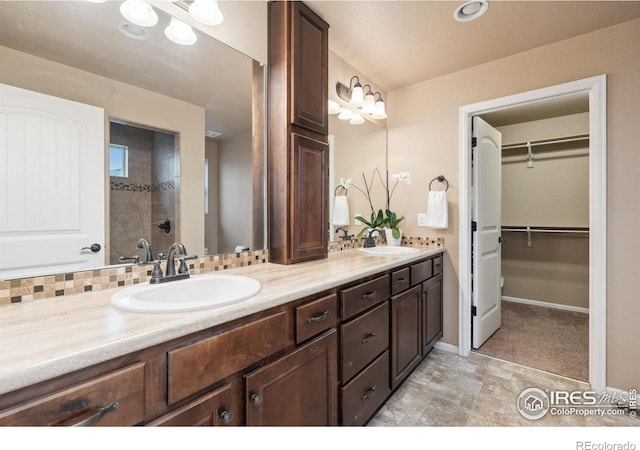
[411,260,433,285]
[340,275,389,320]
[341,301,389,382]
[295,293,338,344]
[390,267,411,295]
[433,255,443,275]
[167,311,293,405]
[341,350,391,426]
[0,363,145,426]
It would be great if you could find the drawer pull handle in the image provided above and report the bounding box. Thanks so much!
[219,410,234,425]
[361,291,377,300]
[361,386,377,402]
[251,393,264,408]
[396,277,408,284]
[362,332,377,344]
[72,401,119,427]
[307,310,330,323]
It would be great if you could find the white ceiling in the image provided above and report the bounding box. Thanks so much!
[308,0,640,92]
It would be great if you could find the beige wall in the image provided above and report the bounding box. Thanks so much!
[0,44,206,258]
[387,19,640,390]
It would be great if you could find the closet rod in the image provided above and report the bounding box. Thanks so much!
[501,227,589,234]
[502,134,589,150]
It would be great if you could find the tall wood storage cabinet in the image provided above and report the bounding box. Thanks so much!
[268,1,330,264]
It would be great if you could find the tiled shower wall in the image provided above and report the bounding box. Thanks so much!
[109,123,176,264]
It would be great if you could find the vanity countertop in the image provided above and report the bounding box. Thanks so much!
[0,246,444,396]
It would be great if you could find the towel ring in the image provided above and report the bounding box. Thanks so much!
[334,185,348,196]
[429,175,449,192]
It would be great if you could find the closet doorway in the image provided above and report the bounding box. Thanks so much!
[474,102,590,382]
[457,75,607,391]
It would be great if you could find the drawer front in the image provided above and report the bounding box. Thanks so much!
[0,363,145,426]
[167,311,293,405]
[341,350,391,426]
[390,267,410,296]
[411,260,433,285]
[340,275,389,320]
[295,293,338,344]
[433,255,443,275]
[148,383,238,426]
[341,301,389,382]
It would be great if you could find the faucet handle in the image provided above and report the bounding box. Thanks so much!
[119,255,141,264]
[178,255,198,274]
[138,260,163,280]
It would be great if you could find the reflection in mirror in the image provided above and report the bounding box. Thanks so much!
[0,1,263,279]
[328,114,387,242]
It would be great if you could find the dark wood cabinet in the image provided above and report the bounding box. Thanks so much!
[390,285,422,388]
[245,330,338,426]
[422,273,443,355]
[268,1,329,265]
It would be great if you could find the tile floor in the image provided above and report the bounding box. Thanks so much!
[368,348,638,427]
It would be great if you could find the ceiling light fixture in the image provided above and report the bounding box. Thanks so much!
[165,17,197,45]
[189,0,224,26]
[454,1,489,22]
[120,0,158,27]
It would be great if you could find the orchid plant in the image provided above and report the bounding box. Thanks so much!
[340,168,411,239]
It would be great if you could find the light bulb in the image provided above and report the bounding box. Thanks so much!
[165,17,197,46]
[189,0,224,26]
[120,0,158,27]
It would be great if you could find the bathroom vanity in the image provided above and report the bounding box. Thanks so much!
[0,247,443,426]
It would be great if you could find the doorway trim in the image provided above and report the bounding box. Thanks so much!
[457,75,607,391]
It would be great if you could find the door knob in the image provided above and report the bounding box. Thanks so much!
[81,243,101,253]
[250,393,263,407]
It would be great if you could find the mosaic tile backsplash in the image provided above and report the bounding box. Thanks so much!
[1,237,443,306]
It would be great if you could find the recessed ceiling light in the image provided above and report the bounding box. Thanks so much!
[454,1,489,22]
[205,130,222,139]
[118,23,149,40]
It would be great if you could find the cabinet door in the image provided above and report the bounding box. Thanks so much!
[422,273,443,355]
[147,383,238,427]
[390,286,422,388]
[289,133,328,263]
[245,329,338,426]
[291,1,329,134]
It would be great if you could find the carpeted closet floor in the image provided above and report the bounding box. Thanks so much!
[473,301,589,381]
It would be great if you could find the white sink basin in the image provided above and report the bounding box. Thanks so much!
[358,246,420,256]
[111,274,261,313]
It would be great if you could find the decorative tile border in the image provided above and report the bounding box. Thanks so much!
[1,236,444,306]
[110,180,175,193]
[0,250,268,306]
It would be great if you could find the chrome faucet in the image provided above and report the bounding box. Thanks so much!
[136,238,153,262]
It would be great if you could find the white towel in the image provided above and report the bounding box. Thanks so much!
[333,195,350,226]
[426,191,448,229]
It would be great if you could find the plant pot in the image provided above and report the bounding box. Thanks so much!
[384,228,402,246]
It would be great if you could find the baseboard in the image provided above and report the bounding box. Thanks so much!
[502,296,589,314]
[434,341,458,354]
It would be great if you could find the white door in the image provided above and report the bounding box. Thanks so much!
[472,116,502,348]
[0,83,105,278]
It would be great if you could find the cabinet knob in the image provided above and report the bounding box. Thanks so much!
[362,332,377,344]
[219,410,234,425]
[361,386,377,402]
[251,393,264,407]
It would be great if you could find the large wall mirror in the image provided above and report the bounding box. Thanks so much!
[328,52,387,243]
[0,1,265,279]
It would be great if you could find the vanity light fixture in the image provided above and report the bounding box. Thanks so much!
[189,0,224,26]
[120,0,158,27]
[338,108,353,121]
[336,76,387,121]
[349,114,365,125]
[328,100,342,115]
[165,17,197,45]
[454,1,489,22]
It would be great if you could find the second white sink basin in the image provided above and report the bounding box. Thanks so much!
[111,274,261,313]
[358,246,420,256]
